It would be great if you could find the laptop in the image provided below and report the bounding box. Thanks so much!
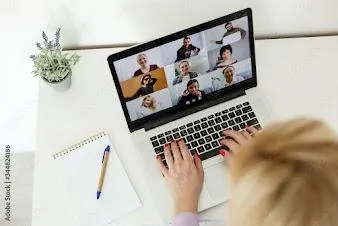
[107,8,267,222]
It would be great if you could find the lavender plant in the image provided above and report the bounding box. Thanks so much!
[30,28,80,82]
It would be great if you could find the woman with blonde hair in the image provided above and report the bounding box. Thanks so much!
[136,95,163,118]
[156,118,338,226]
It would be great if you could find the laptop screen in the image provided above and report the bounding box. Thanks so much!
[108,8,256,132]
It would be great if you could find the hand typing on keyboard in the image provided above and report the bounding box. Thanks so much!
[156,139,204,214]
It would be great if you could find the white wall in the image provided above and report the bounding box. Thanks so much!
[1,0,338,152]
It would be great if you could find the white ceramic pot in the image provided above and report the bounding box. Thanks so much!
[43,72,72,92]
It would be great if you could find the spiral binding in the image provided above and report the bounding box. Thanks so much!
[52,131,107,159]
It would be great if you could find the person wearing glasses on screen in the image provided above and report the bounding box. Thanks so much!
[136,95,163,118]
[173,60,199,85]
[125,74,158,101]
[215,45,238,69]
[175,36,200,62]
[133,53,159,77]
[211,22,247,45]
[177,79,205,106]
[223,66,244,86]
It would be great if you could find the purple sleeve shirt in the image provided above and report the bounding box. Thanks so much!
[172,212,199,226]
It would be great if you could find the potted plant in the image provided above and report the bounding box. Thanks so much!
[30,28,80,91]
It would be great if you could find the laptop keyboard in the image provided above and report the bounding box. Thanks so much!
[150,101,261,166]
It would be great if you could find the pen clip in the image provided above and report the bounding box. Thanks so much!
[101,145,110,163]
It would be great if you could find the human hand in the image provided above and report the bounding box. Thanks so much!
[219,126,260,156]
[192,90,202,97]
[156,140,204,214]
[182,90,189,96]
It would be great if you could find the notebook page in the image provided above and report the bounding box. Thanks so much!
[54,133,141,226]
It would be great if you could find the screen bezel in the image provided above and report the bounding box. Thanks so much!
[107,8,257,132]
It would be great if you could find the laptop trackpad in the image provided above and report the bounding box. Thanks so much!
[205,163,229,200]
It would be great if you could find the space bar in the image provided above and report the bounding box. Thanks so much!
[199,146,227,161]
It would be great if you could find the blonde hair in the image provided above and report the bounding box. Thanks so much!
[142,95,156,111]
[229,118,338,226]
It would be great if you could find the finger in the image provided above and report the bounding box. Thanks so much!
[246,125,260,135]
[177,139,191,161]
[219,149,231,158]
[156,156,169,177]
[171,141,183,163]
[220,138,240,152]
[241,130,252,140]
[194,154,204,174]
[223,129,247,145]
[164,144,174,169]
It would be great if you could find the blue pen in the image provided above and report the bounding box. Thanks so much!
[97,145,110,200]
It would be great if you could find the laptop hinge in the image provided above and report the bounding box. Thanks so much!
[144,89,246,132]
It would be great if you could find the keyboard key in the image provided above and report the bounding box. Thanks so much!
[204,143,212,151]
[219,131,224,137]
[222,109,229,114]
[166,135,174,142]
[187,127,194,134]
[150,136,157,141]
[254,124,262,130]
[187,143,191,150]
[208,120,216,126]
[190,149,197,156]
[248,112,256,118]
[194,120,201,125]
[179,125,186,130]
[152,140,160,147]
[159,138,166,144]
[229,112,236,118]
[201,117,207,122]
[215,117,222,124]
[235,117,242,124]
[222,115,229,121]
[230,107,236,111]
[186,135,193,142]
[165,131,172,135]
[198,138,206,145]
[214,125,222,131]
[207,127,215,134]
[197,146,205,154]
[191,141,198,148]
[193,133,201,139]
[187,122,193,127]
[215,112,222,116]
[173,133,180,139]
[194,125,202,131]
[236,104,243,109]
[180,130,187,137]
[155,146,164,154]
[212,133,220,140]
[228,119,235,126]
[239,123,246,129]
[201,122,208,128]
[243,102,249,106]
[172,128,179,132]
[201,130,207,137]
[235,110,242,116]
[199,147,223,161]
[242,106,252,113]
[205,135,212,142]
[208,115,215,119]
[158,133,164,138]
[241,114,249,121]
[247,118,259,126]
[221,122,228,129]
[211,141,219,148]
[158,153,165,160]
[233,125,240,131]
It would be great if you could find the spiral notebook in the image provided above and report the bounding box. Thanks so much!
[52,132,141,226]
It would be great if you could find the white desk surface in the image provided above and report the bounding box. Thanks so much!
[33,36,338,226]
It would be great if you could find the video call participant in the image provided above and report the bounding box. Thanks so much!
[173,60,199,85]
[223,66,244,86]
[136,95,163,118]
[213,22,247,45]
[125,74,158,101]
[215,45,238,69]
[133,53,159,77]
[178,79,205,106]
[175,36,200,62]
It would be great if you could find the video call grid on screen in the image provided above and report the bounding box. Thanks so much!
[113,15,253,122]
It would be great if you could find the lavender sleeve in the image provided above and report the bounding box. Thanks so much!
[172,212,199,226]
